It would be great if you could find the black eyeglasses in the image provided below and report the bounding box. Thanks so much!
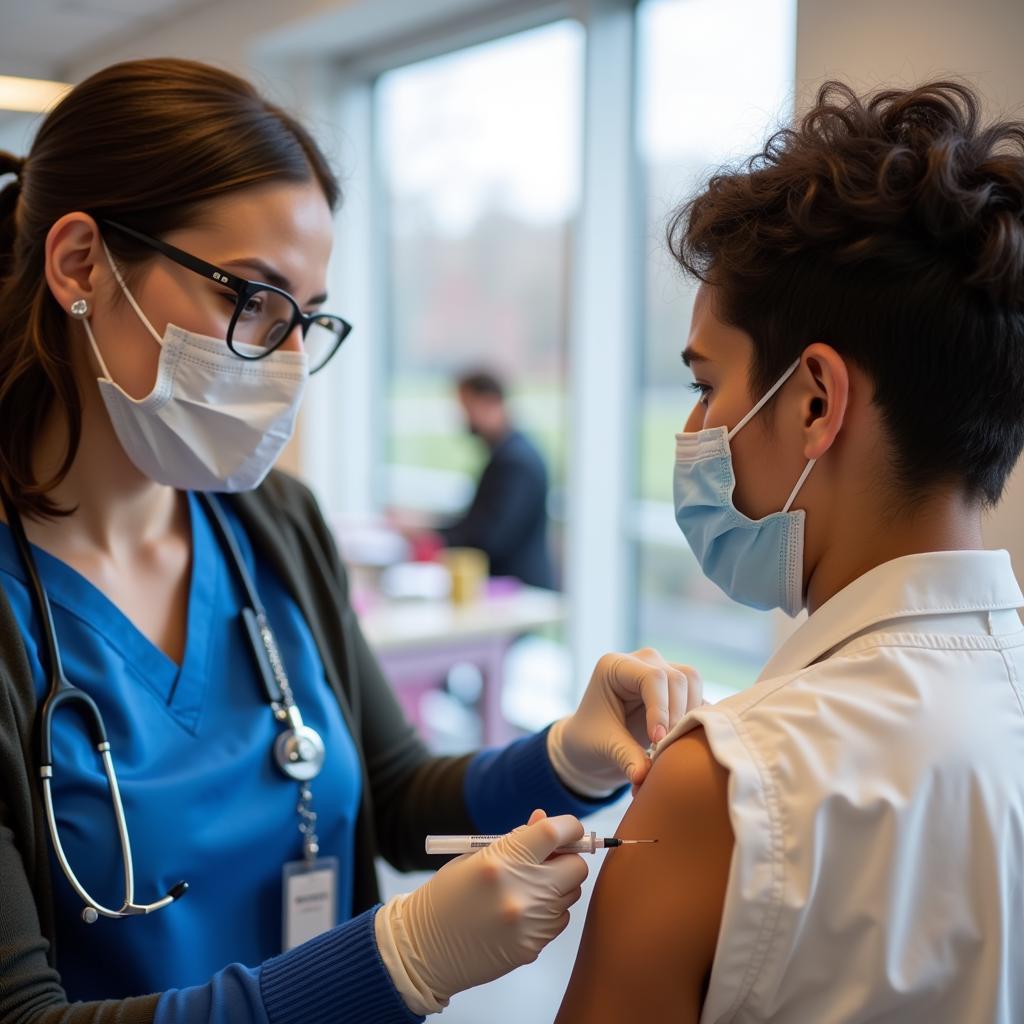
[102,220,352,374]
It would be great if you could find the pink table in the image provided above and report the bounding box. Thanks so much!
[358,584,564,746]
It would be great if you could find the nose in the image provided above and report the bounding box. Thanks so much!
[683,400,704,433]
[279,322,304,355]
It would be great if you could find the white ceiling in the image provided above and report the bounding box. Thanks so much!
[0,0,205,79]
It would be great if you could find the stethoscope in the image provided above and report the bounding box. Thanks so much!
[0,488,326,923]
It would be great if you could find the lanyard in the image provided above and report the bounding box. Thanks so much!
[198,493,326,861]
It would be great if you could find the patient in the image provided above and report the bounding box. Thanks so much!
[559,80,1024,1023]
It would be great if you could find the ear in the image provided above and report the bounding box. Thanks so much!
[798,342,849,460]
[44,212,105,316]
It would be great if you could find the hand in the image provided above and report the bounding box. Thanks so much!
[548,648,703,797]
[374,810,588,1015]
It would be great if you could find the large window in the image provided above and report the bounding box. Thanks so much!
[633,0,797,692]
[326,1,798,701]
[375,21,584,572]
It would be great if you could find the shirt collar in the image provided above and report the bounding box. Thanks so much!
[758,549,1024,681]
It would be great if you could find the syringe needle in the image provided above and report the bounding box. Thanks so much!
[425,833,659,855]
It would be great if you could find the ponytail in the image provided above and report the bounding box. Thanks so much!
[0,150,23,284]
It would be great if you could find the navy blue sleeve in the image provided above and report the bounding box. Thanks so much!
[153,906,423,1024]
[439,449,544,559]
[463,724,628,832]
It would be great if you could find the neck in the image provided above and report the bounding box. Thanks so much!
[805,489,984,615]
[22,357,181,556]
[483,422,511,448]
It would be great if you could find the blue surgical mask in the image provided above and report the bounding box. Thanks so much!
[673,359,816,617]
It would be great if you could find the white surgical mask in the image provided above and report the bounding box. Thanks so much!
[83,242,308,493]
[673,360,816,617]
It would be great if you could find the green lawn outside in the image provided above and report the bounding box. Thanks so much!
[388,377,686,505]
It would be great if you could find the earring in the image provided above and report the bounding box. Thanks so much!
[69,298,89,318]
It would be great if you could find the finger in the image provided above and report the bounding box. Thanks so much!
[640,669,671,744]
[564,854,589,890]
[527,808,547,826]
[550,910,572,940]
[664,674,686,734]
[670,663,703,714]
[630,755,653,788]
[550,881,586,914]
[544,852,589,896]
[546,850,589,890]
[547,890,583,920]
[517,814,585,863]
[601,652,649,708]
[609,732,651,786]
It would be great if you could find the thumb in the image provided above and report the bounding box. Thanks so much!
[611,733,651,786]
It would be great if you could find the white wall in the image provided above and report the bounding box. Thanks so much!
[0,112,42,157]
[795,0,1024,577]
[796,0,1024,115]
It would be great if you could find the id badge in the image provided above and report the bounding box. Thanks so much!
[282,856,338,951]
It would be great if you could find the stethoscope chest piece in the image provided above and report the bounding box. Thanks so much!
[275,722,326,781]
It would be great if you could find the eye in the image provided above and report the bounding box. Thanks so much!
[688,380,712,406]
[240,294,265,316]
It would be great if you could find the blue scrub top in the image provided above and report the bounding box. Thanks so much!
[0,492,362,1000]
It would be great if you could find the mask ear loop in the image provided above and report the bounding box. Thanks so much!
[782,457,816,512]
[99,238,164,345]
[727,358,801,441]
[82,239,165,384]
[725,357,817,512]
[81,318,114,382]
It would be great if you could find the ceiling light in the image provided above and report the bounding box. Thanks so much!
[0,75,72,113]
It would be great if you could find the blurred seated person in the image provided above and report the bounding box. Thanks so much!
[436,370,554,590]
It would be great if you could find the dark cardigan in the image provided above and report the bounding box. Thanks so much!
[0,472,479,1023]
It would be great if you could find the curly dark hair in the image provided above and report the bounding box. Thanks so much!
[668,79,1024,506]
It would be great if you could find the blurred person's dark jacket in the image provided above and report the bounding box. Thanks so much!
[439,430,554,589]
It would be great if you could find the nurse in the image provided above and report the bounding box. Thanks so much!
[0,59,700,1023]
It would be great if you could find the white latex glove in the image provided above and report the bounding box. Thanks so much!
[548,648,703,797]
[375,810,588,1016]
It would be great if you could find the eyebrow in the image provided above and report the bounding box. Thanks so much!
[224,258,329,307]
[681,345,710,368]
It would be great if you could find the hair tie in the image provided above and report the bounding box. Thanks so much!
[1,151,25,180]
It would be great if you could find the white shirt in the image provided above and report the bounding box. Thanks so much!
[656,550,1024,1023]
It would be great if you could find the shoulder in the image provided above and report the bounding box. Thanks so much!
[228,471,333,552]
[242,469,323,524]
[710,637,1001,783]
[0,568,35,725]
[226,471,350,597]
[495,431,544,466]
[557,729,731,1022]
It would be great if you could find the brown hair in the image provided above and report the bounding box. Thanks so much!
[457,369,506,401]
[668,80,1024,506]
[0,58,340,519]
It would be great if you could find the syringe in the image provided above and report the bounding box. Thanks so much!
[425,832,658,855]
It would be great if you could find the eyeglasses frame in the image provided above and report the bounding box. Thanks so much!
[101,219,352,373]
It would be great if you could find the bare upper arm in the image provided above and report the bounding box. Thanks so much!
[556,727,733,1024]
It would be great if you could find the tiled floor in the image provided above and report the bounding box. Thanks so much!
[376,792,632,1022]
